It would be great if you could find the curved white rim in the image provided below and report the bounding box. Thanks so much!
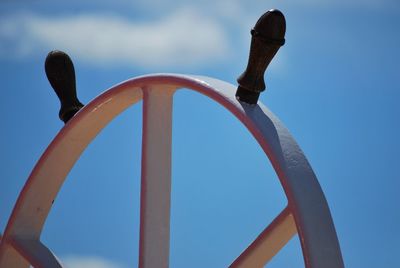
[0,74,344,268]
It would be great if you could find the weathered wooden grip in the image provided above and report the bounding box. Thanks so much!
[45,50,84,123]
[236,9,286,104]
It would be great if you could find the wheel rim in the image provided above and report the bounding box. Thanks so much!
[0,74,344,268]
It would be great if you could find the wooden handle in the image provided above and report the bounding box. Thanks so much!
[45,50,83,123]
[236,9,286,104]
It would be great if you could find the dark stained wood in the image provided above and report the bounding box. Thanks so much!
[236,9,286,104]
[45,50,84,123]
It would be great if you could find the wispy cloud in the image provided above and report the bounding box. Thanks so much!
[0,8,231,69]
[133,0,397,13]
[62,255,126,268]
[2,0,391,70]
[287,0,396,9]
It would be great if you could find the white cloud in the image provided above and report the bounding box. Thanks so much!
[132,0,396,13]
[290,0,395,9]
[61,255,126,268]
[0,8,231,69]
[3,0,390,71]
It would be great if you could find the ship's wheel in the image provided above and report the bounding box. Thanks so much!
[0,9,344,268]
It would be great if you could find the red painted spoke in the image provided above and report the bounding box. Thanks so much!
[10,237,63,268]
[230,206,297,267]
[139,86,175,268]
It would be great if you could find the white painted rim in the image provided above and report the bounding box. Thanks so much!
[0,74,344,268]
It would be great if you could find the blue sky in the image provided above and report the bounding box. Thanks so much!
[1,0,399,267]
